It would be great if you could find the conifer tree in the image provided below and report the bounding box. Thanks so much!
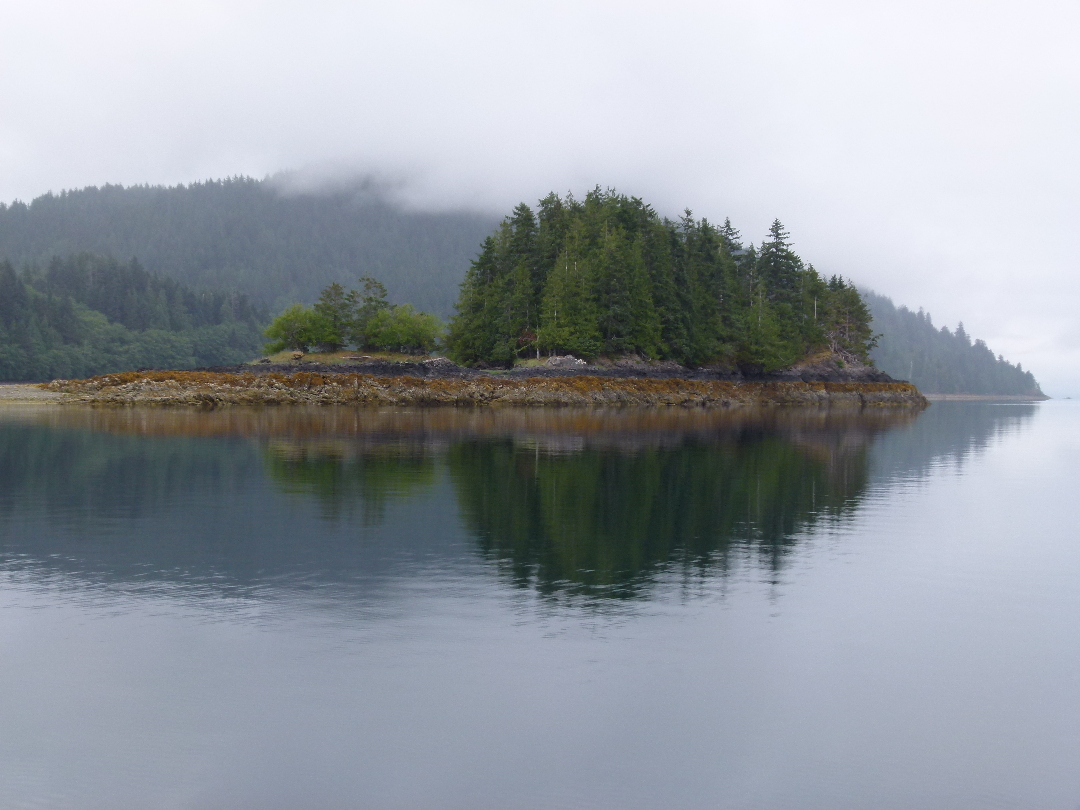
[312,282,357,351]
[536,227,601,358]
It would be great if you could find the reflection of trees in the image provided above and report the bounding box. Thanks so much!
[447,435,868,599]
[0,403,1042,602]
[264,441,435,523]
[869,402,1040,481]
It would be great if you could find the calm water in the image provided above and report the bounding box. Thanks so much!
[0,402,1077,809]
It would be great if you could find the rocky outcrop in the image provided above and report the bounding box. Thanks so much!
[41,370,928,409]
[198,351,894,384]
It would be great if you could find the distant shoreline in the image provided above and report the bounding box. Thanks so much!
[923,393,1050,402]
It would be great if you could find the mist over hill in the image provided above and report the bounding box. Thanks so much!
[0,177,498,318]
[864,290,1043,397]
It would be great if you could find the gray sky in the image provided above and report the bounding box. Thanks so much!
[3,0,1078,393]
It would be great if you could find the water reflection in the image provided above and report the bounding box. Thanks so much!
[447,435,863,598]
[265,441,437,524]
[0,404,1036,602]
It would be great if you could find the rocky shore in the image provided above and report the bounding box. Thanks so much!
[38,355,928,408]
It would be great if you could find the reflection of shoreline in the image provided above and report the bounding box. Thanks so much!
[0,404,921,451]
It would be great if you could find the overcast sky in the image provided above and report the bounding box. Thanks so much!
[2,0,1078,392]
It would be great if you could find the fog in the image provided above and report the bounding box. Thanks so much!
[2,0,1078,393]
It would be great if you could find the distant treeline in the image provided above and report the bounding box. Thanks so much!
[0,254,266,381]
[448,189,875,369]
[864,290,1043,396]
[0,177,497,316]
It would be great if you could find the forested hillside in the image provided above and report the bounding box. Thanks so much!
[448,190,875,369]
[864,290,1044,396]
[0,177,497,316]
[0,254,266,381]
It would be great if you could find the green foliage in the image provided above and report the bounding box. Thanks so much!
[312,282,358,351]
[863,290,1044,395]
[822,276,878,361]
[0,255,267,381]
[446,189,875,369]
[352,275,392,347]
[264,281,444,355]
[264,304,327,353]
[364,305,442,353]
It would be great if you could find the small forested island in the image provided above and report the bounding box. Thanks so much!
[22,189,924,409]
[0,178,1044,400]
[447,189,875,370]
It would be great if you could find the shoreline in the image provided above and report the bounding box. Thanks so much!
[0,383,65,403]
[32,369,929,409]
[923,393,1050,402]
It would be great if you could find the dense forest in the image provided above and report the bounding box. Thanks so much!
[0,253,266,381]
[0,177,497,316]
[447,189,875,369]
[864,290,1044,396]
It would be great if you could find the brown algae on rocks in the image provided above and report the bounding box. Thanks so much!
[40,370,928,409]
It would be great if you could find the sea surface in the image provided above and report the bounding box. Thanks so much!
[0,401,1077,810]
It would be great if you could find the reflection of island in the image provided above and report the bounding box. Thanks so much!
[447,433,865,597]
[0,404,1039,602]
[257,409,907,594]
[265,441,436,524]
[251,409,914,597]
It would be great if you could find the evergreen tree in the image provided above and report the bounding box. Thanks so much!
[536,238,602,358]
[312,282,357,351]
[823,276,878,361]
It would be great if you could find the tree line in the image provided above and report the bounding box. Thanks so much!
[0,253,266,381]
[446,189,875,369]
[863,290,1044,396]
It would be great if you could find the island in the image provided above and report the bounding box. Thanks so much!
[11,189,930,408]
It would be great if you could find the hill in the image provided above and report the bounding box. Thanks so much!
[0,177,498,317]
[864,290,1044,397]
